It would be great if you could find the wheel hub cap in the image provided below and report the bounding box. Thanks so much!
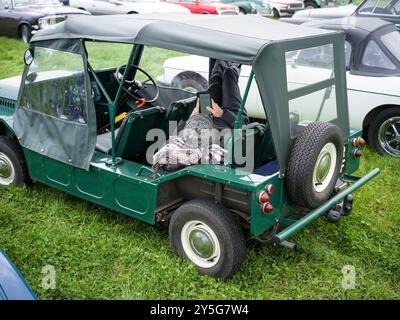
[378,117,400,157]
[0,153,15,185]
[181,220,221,269]
[316,152,331,182]
[312,143,337,193]
[189,229,214,259]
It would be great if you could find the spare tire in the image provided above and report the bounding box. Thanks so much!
[286,122,344,208]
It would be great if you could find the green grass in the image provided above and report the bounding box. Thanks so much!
[0,37,399,300]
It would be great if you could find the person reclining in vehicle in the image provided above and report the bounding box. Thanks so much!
[152,59,248,172]
[180,59,249,131]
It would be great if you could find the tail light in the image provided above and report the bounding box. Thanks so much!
[353,149,362,158]
[261,203,273,213]
[266,184,274,194]
[352,137,365,147]
[258,191,270,204]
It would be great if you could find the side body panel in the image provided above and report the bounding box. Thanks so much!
[23,149,159,225]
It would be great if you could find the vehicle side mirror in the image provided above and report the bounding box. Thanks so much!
[4,4,9,9]
[24,48,34,65]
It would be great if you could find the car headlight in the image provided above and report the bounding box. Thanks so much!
[38,18,49,29]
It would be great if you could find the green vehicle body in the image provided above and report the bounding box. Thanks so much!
[221,0,258,14]
[0,15,379,256]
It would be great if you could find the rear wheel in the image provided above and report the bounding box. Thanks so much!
[286,122,343,208]
[169,199,245,279]
[0,137,30,186]
[368,107,400,157]
[238,8,246,15]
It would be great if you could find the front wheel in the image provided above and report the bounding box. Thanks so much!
[304,1,318,9]
[0,137,30,186]
[368,107,400,157]
[169,199,246,279]
[272,8,280,18]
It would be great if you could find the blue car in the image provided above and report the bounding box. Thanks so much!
[0,250,36,300]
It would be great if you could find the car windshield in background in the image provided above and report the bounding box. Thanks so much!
[14,0,60,6]
[381,31,400,61]
[358,0,400,16]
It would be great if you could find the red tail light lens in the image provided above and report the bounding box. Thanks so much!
[266,184,274,194]
[353,137,365,147]
[353,149,362,158]
[258,191,270,203]
[262,203,273,213]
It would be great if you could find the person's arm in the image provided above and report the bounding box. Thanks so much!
[207,100,236,129]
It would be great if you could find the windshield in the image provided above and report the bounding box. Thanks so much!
[358,0,400,15]
[381,31,400,61]
[14,0,60,6]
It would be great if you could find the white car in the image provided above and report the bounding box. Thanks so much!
[68,0,191,14]
[157,18,400,157]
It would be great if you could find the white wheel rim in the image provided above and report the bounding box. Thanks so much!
[0,152,15,186]
[181,220,221,269]
[312,142,337,193]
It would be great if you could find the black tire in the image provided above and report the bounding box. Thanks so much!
[19,25,32,44]
[239,8,246,15]
[367,107,400,157]
[304,1,318,9]
[272,8,280,18]
[286,122,344,209]
[171,72,208,93]
[169,199,246,279]
[0,136,30,186]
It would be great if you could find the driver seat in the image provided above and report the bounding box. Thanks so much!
[95,106,166,162]
[95,119,127,154]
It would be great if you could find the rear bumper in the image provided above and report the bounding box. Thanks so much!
[274,168,380,243]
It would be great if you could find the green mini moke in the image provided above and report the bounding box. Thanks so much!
[0,14,380,278]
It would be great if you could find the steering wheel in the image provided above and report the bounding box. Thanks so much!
[115,64,160,104]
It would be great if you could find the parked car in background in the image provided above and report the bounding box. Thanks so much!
[157,17,400,157]
[282,0,400,26]
[0,250,36,300]
[267,0,304,17]
[302,0,349,9]
[282,3,356,23]
[170,0,239,14]
[0,0,89,43]
[68,0,190,15]
[220,0,258,14]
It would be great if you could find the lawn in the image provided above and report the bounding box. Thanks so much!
[0,37,399,300]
